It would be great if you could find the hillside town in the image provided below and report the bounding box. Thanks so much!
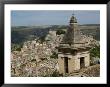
[11,15,100,77]
[11,30,64,77]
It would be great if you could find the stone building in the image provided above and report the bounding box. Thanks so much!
[58,14,93,74]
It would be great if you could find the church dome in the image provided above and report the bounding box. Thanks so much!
[70,16,77,23]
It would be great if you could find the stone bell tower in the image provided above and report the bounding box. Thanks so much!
[58,14,91,75]
[63,14,82,45]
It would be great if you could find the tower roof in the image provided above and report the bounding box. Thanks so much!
[70,15,77,23]
[61,15,92,48]
[63,15,81,44]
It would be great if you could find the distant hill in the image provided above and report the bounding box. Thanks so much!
[11,27,49,44]
[79,24,100,26]
[79,24,100,41]
[11,24,100,45]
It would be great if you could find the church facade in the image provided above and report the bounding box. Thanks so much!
[58,15,93,74]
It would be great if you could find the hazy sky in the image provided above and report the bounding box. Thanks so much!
[11,10,100,26]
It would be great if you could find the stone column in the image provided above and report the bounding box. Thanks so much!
[84,53,90,67]
[58,54,65,74]
[68,55,74,73]
[74,57,80,70]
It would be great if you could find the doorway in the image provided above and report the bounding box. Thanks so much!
[64,57,68,73]
[80,57,85,69]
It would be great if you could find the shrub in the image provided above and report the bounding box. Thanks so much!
[11,43,23,51]
[90,45,100,58]
[56,29,65,35]
[50,70,60,77]
[50,52,58,59]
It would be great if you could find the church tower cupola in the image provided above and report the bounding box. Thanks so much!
[70,14,77,24]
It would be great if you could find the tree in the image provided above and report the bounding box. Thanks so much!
[50,52,58,59]
[56,29,65,35]
[11,43,23,51]
[90,45,100,58]
[39,35,46,43]
[50,70,60,77]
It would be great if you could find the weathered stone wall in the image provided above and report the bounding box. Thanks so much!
[68,57,75,73]
[58,56,65,74]
[74,57,80,70]
[58,51,90,74]
[76,51,90,68]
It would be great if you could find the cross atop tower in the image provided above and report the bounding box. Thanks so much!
[72,11,75,16]
[72,12,75,16]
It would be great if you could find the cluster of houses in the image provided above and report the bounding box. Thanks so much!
[11,30,63,77]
